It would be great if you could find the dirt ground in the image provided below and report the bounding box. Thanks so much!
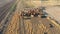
[46,6,60,23]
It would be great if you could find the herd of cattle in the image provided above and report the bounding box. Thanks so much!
[20,7,48,18]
